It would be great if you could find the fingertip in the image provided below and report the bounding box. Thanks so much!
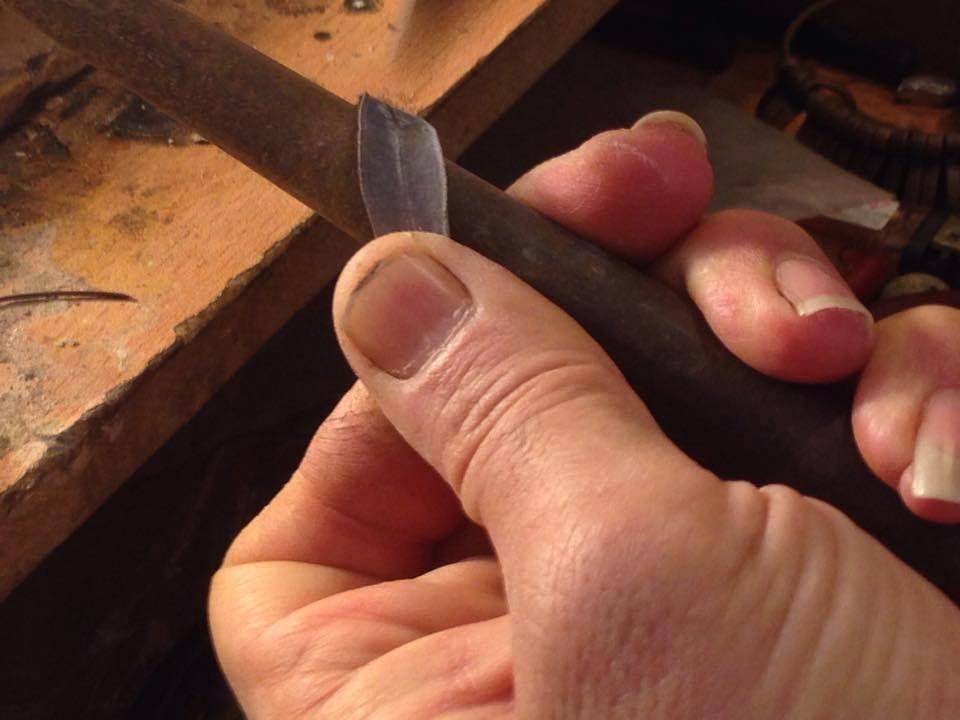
[713,306,872,383]
[632,110,708,150]
[663,210,874,383]
[900,468,960,524]
[899,388,960,523]
[761,306,874,383]
[508,121,713,259]
[851,394,915,489]
[852,308,960,522]
[755,250,875,382]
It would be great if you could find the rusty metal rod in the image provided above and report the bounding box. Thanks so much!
[10,0,960,604]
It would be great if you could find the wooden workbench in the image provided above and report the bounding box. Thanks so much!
[0,0,616,600]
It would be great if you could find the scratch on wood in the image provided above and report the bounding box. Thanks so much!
[0,292,135,309]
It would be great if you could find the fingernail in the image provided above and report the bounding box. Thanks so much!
[632,110,708,150]
[911,388,960,503]
[344,253,472,379]
[775,256,872,319]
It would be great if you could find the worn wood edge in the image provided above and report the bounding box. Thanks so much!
[0,220,356,599]
[430,0,619,158]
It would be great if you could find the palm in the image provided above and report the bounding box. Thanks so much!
[215,449,958,718]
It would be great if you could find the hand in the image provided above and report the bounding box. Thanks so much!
[209,112,960,718]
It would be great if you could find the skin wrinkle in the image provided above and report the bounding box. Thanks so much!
[836,547,914,719]
[308,474,438,555]
[858,537,919,718]
[696,276,760,346]
[803,513,858,718]
[417,320,630,507]
[530,519,614,716]
[439,645,511,719]
[510,479,650,714]
[269,572,507,718]
[322,618,512,720]
[226,464,434,578]
[691,488,783,717]
[438,625,513,715]
[209,568,281,681]
[247,599,357,716]
[608,137,669,185]
[457,366,635,524]
[557,155,604,218]
[534,489,712,717]
[526,132,675,229]
[710,484,783,700]
[779,500,845,720]
[853,561,907,719]
[746,488,820,716]
[687,248,770,347]
[299,579,499,639]
[213,562,370,651]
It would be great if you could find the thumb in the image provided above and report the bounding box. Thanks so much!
[332,230,709,564]
[332,232,960,717]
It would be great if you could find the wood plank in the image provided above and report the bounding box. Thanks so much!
[0,0,614,599]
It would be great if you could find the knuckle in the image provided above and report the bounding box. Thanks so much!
[533,482,818,635]
[425,337,627,505]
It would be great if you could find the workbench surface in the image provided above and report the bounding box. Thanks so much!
[0,0,615,599]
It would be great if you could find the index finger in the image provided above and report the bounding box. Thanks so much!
[508,111,713,260]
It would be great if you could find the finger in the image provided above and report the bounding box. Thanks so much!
[211,559,507,718]
[852,305,960,523]
[508,111,713,260]
[653,209,874,382]
[225,382,464,580]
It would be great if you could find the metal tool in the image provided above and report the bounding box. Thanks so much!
[9,0,960,604]
[358,95,450,238]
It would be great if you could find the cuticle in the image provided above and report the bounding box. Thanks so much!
[346,253,408,317]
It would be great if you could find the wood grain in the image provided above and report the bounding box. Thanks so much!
[0,0,615,599]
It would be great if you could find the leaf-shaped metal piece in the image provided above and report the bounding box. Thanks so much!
[358,94,449,237]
